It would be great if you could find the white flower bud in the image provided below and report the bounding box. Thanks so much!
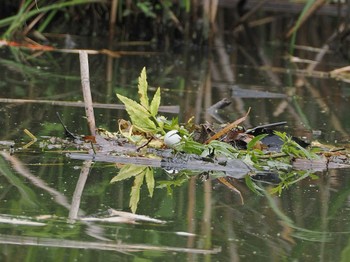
[164,130,181,147]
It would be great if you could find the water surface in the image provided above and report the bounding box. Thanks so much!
[0,14,350,262]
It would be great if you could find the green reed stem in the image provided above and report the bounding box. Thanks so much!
[1,0,106,39]
[289,0,317,54]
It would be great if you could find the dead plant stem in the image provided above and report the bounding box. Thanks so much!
[79,51,96,136]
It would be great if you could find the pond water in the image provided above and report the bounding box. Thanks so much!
[1,12,350,262]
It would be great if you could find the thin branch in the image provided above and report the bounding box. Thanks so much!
[79,51,96,136]
[205,108,251,144]
[0,98,180,113]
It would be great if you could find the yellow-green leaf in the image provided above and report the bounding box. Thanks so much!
[138,67,149,110]
[145,167,155,197]
[117,94,149,115]
[117,94,157,132]
[130,173,145,213]
[110,164,147,183]
[150,87,161,117]
[132,118,157,133]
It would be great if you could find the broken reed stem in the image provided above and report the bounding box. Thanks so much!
[217,177,244,205]
[109,0,118,39]
[205,108,251,144]
[79,50,96,136]
[0,98,180,113]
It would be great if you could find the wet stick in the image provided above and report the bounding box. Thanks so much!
[204,108,251,144]
[79,50,96,136]
[0,98,179,113]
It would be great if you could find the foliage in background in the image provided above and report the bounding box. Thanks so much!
[0,0,105,39]
[288,0,330,53]
[0,0,336,44]
[0,0,194,41]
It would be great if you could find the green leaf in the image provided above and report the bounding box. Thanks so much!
[274,130,287,140]
[117,94,157,132]
[110,164,147,183]
[130,173,145,213]
[180,139,206,155]
[247,134,268,151]
[287,171,311,186]
[157,173,189,196]
[245,175,263,196]
[116,68,165,135]
[295,142,315,159]
[138,67,149,110]
[150,87,161,117]
[269,185,283,195]
[242,154,255,166]
[275,131,316,160]
[133,118,158,133]
[208,140,239,158]
[145,167,155,197]
[117,94,149,115]
[137,2,156,18]
[340,237,350,262]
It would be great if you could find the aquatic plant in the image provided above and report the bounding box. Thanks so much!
[2,1,341,45]
[0,0,197,41]
[0,0,105,39]
[287,0,330,53]
[111,67,344,212]
[117,67,162,134]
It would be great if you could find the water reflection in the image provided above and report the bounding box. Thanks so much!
[1,132,350,260]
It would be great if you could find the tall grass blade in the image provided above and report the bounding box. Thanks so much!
[288,0,328,54]
[1,0,105,38]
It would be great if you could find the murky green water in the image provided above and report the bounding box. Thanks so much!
[1,15,350,261]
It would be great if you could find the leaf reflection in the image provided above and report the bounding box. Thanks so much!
[111,160,323,213]
[111,165,155,213]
